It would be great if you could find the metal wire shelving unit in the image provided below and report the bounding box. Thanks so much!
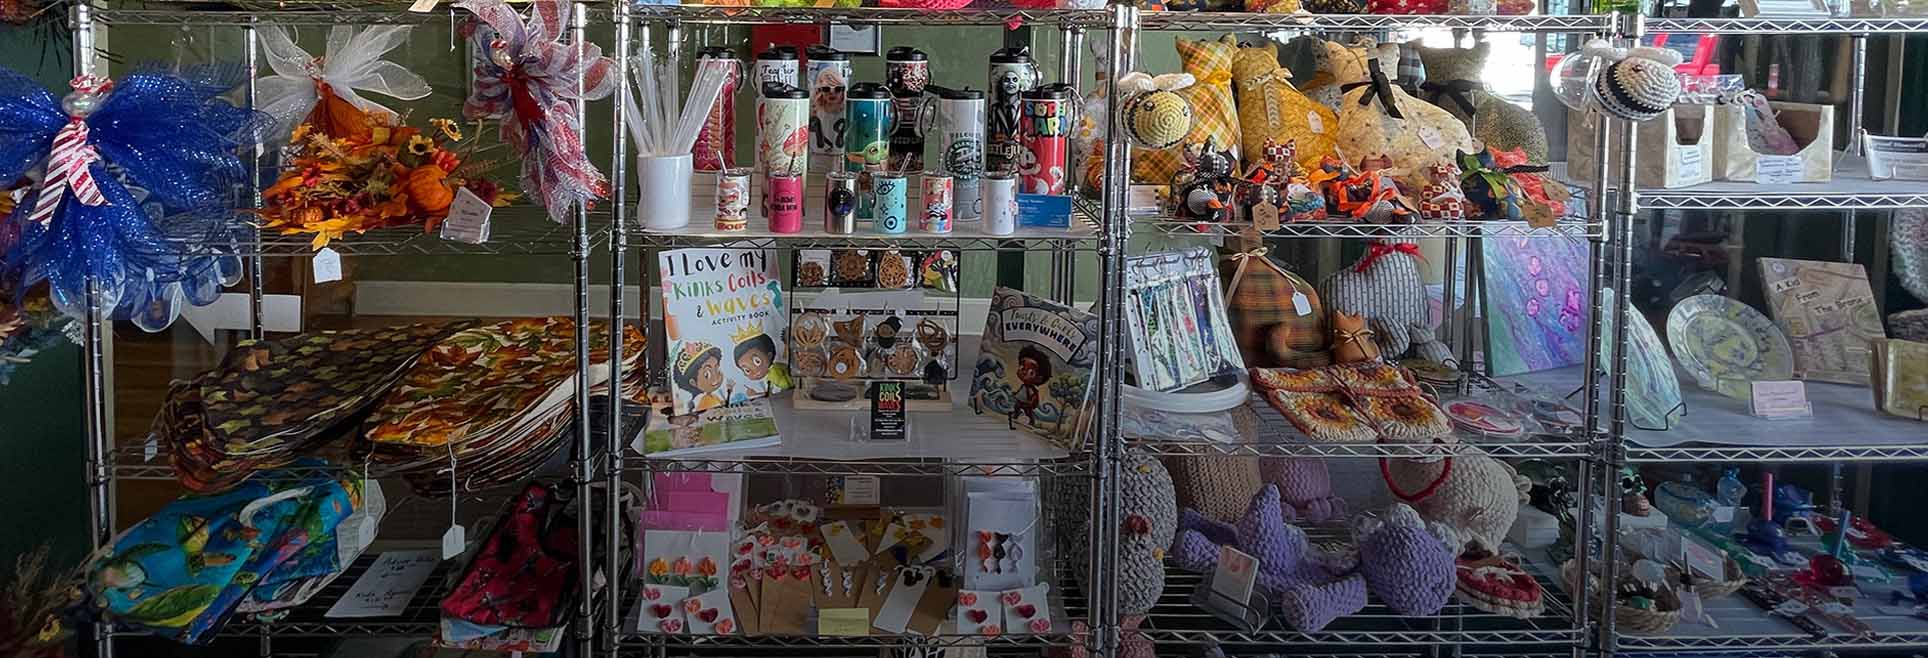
[1591,12,1928,658]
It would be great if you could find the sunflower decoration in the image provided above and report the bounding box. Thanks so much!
[1269,390,1377,443]
[257,103,518,249]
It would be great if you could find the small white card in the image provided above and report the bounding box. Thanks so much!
[872,566,935,634]
[1291,291,1313,316]
[681,588,738,634]
[1211,546,1260,607]
[1676,145,1707,178]
[1306,110,1325,134]
[955,589,1004,636]
[325,550,439,618]
[1751,380,1813,419]
[439,187,493,244]
[999,583,1052,635]
[836,475,881,505]
[636,583,691,634]
[1418,126,1446,149]
[440,524,465,560]
[1680,535,1726,582]
[312,247,343,283]
[1756,154,1804,185]
[821,521,871,565]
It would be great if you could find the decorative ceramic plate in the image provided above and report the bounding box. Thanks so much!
[1893,208,1928,304]
[1600,289,1684,430]
[1666,295,1795,400]
[1446,400,1525,437]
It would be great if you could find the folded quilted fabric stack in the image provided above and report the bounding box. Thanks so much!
[157,322,475,492]
[1248,362,1452,443]
[360,317,647,495]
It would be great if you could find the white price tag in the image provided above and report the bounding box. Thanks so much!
[143,434,158,463]
[1418,126,1445,149]
[439,187,493,244]
[312,247,343,284]
[1827,585,1861,600]
[1756,154,1803,185]
[1306,110,1325,134]
[1676,146,1705,178]
[442,524,466,560]
[1712,506,1736,523]
[1291,292,1313,316]
[407,0,440,12]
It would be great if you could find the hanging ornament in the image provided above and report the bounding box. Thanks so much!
[254,25,433,142]
[457,0,616,223]
[0,67,263,331]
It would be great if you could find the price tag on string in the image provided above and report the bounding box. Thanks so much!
[1291,291,1313,316]
[143,433,158,463]
[442,444,466,560]
[440,187,493,245]
[313,248,343,284]
[1306,110,1325,134]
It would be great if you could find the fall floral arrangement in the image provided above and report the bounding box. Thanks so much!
[259,100,516,249]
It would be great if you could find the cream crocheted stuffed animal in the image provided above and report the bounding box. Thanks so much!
[1382,447,1521,552]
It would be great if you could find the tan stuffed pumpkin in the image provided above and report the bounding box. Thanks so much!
[1329,43,1475,194]
[1232,42,1338,173]
[1134,35,1242,185]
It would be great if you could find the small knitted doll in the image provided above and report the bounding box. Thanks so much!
[1171,485,1368,631]
[1356,504,1458,616]
[1261,457,1347,523]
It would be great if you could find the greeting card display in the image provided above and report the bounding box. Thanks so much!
[660,247,789,416]
[971,288,1099,450]
[1124,248,1245,391]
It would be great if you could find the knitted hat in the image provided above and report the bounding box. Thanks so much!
[1356,504,1456,616]
[1592,46,1682,122]
[1166,454,1264,524]
[1124,89,1194,150]
[1117,455,1177,616]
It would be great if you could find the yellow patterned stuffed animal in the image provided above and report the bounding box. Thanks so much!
[1232,41,1338,173]
[1330,44,1475,194]
[1134,35,1242,185]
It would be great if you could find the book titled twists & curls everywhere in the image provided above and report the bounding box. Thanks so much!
[971,287,1098,450]
[661,247,790,417]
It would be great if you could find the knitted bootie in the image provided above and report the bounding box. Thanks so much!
[1263,457,1348,523]
[1277,572,1368,631]
[1357,504,1457,616]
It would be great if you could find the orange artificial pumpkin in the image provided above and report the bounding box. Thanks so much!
[403,166,454,213]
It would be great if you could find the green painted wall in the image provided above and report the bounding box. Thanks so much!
[0,22,86,571]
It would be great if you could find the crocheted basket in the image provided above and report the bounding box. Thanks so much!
[1166,453,1265,523]
[1560,559,1683,635]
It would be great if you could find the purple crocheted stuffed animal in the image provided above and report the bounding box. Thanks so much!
[1262,457,1347,523]
[1356,503,1457,616]
[1171,485,1367,631]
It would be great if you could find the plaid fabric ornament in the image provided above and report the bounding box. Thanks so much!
[1222,247,1328,368]
[1135,36,1242,185]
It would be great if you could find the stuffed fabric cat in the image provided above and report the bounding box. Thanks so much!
[1415,43,1550,162]
[1135,35,1242,185]
[1330,47,1475,194]
[1303,39,1400,113]
[1320,237,1450,360]
[1232,41,1339,173]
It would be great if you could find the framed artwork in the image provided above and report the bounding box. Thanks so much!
[1481,230,1591,376]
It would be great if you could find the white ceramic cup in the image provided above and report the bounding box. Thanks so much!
[638,153,694,230]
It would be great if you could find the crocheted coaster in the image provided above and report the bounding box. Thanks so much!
[1263,390,1379,443]
[1455,553,1545,618]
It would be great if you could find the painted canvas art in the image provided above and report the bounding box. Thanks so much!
[1481,230,1590,376]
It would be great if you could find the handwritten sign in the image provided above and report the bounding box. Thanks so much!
[1751,380,1812,420]
[326,550,440,618]
[1756,154,1804,184]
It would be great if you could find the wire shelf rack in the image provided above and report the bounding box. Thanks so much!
[1624,444,1928,463]
[1135,11,1611,32]
[1646,16,1928,33]
[1635,172,1928,211]
[630,4,1110,26]
[1140,551,1582,647]
[131,207,612,258]
[626,190,1105,252]
[1134,216,1605,240]
[93,3,616,26]
[631,456,1094,477]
